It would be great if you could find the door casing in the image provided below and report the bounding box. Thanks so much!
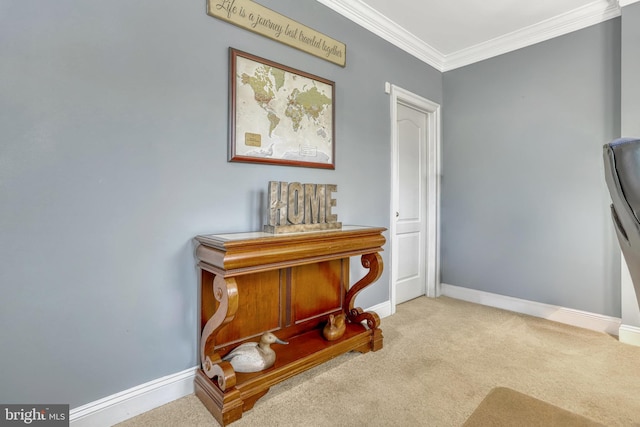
[388,83,442,313]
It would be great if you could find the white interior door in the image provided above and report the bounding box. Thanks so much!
[389,84,441,311]
[394,102,427,303]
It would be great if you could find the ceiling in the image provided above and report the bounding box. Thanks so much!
[317,0,628,71]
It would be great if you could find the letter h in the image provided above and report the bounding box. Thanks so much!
[268,181,288,226]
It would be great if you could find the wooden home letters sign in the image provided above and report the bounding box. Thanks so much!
[264,181,342,233]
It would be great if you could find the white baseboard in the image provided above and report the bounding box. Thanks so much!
[619,324,640,346]
[70,366,198,427]
[441,283,622,336]
[69,292,627,426]
[69,302,391,426]
[368,300,393,319]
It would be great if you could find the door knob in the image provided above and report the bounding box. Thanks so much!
[395,212,399,218]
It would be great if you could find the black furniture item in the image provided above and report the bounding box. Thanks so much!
[604,137,640,308]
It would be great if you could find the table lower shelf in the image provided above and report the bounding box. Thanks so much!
[195,322,383,425]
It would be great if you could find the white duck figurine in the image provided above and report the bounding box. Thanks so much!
[222,332,288,373]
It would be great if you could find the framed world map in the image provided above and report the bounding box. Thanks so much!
[229,48,335,169]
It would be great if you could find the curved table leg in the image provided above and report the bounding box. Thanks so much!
[200,274,239,390]
[344,252,384,351]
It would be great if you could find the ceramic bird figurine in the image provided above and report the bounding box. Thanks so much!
[322,313,346,341]
[222,332,288,373]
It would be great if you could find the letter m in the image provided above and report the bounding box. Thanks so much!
[304,184,325,224]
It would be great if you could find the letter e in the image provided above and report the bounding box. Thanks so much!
[325,184,338,223]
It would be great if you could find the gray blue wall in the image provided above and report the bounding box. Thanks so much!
[622,2,640,138]
[442,19,622,316]
[0,0,628,412]
[621,2,640,326]
[0,0,441,408]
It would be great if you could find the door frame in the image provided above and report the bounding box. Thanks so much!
[388,83,442,314]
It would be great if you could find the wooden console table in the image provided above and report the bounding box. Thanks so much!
[194,225,386,425]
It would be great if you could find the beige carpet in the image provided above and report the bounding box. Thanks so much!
[463,387,604,426]
[117,296,640,426]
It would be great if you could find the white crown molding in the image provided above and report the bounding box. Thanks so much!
[620,0,640,7]
[444,0,621,71]
[316,0,446,71]
[317,0,621,72]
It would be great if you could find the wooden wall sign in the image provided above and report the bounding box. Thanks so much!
[207,0,347,67]
[264,181,342,233]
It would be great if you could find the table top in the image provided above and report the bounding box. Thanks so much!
[196,225,386,247]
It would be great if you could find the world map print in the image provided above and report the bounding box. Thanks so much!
[233,54,334,167]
